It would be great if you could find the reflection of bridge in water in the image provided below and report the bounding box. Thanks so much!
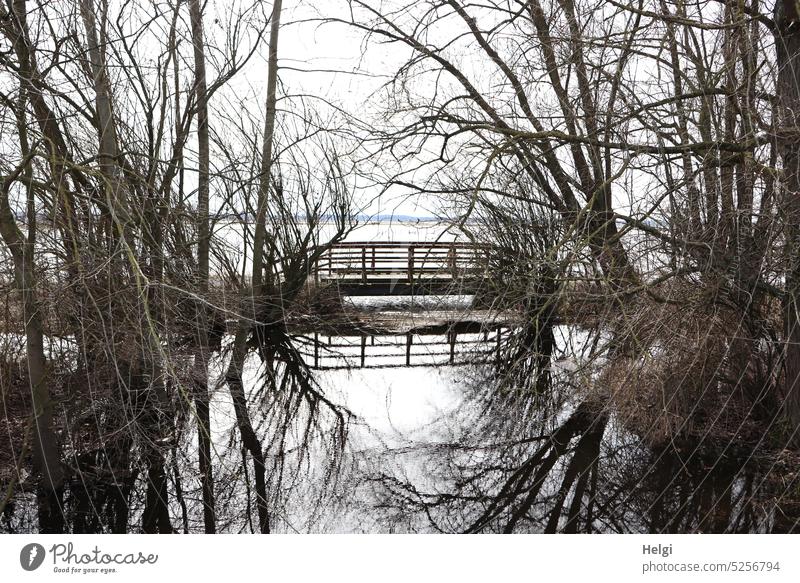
[294,241,522,369]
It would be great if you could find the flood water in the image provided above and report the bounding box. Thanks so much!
[2,220,799,533]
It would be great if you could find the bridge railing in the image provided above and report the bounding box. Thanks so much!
[313,241,490,284]
[294,327,510,369]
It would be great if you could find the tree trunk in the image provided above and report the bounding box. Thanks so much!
[0,166,64,533]
[775,1,800,443]
[251,0,283,298]
[224,0,282,534]
[188,0,216,534]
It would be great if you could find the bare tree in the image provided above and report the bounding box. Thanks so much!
[334,0,797,532]
[776,0,800,441]
[188,0,216,534]
[223,0,283,535]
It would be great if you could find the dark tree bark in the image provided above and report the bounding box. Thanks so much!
[775,0,800,442]
[188,0,216,534]
[0,0,65,533]
[0,157,64,533]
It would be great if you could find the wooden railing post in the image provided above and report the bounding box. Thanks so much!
[361,245,367,284]
[360,334,367,368]
[408,245,415,284]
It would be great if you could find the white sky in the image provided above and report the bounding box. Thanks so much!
[204,0,437,218]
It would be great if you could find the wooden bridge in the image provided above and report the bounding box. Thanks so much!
[292,240,514,369]
[312,241,490,295]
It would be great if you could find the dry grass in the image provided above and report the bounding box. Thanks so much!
[597,279,781,447]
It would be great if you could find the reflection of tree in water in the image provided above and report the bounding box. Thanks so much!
[365,293,800,533]
[601,440,800,533]
[368,394,800,533]
[4,0,800,535]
